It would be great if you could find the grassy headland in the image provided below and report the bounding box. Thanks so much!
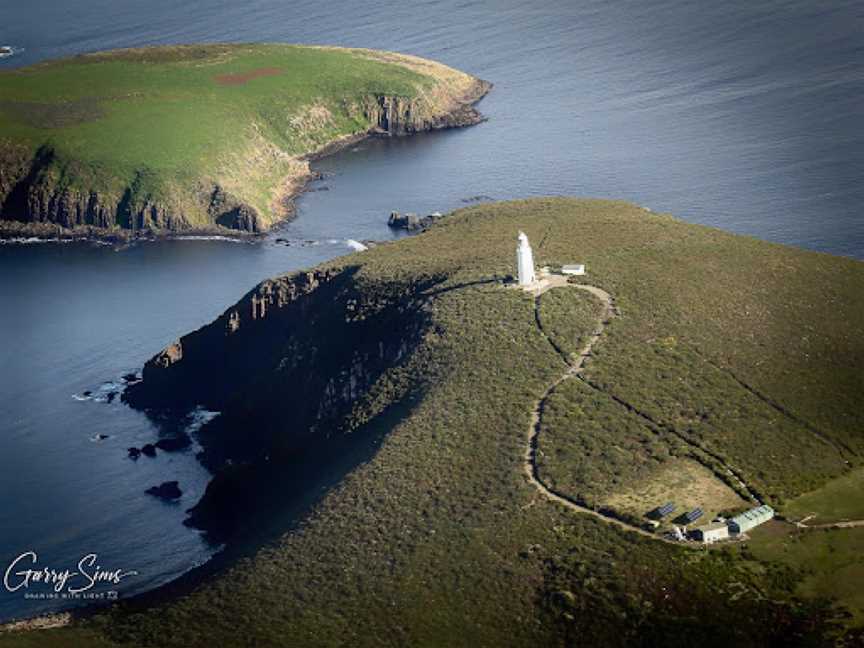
[0,44,489,237]
[2,198,862,646]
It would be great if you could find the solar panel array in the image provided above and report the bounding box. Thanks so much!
[684,508,704,522]
[657,502,675,517]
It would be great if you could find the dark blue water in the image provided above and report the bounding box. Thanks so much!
[1,0,862,622]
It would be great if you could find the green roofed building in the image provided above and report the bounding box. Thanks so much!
[728,505,775,535]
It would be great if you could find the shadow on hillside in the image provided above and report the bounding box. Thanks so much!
[82,394,421,619]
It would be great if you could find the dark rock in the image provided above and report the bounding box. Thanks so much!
[122,373,139,383]
[145,481,182,500]
[124,264,447,539]
[106,391,118,403]
[128,447,141,460]
[91,434,110,442]
[387,211,443,232]
[461,194,494,204]
[155,435,192,452]
[82,390,92,397]
[141,443,157,458]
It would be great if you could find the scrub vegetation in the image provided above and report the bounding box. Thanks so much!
[1,198,862,646]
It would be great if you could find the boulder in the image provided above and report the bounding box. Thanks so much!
[145,481,182,500]
[387,211,444,232]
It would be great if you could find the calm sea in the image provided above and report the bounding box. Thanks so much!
[0,0,861,621]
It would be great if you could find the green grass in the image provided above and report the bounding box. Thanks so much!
[2,198,861,646]
[0,44,476,229]
[782,466,864,523]
[746,521,864,626]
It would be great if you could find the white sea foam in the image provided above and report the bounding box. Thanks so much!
[170,235,247,243]
[345,239,368,251]
[0,237,75,245]
[0,236,114,246]
[186,407,220,434]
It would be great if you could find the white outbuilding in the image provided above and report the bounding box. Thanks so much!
[561,264,586,276]
[691,521,729,544]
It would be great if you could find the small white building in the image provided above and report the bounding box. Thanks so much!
[562,264,586,276]
[728,505,775,535]
[516,231,536,286]
[691,521,729,544]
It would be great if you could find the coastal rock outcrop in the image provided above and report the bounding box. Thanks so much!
[146,481,183,500]
[361,80,491,136]
[387,211,443,232]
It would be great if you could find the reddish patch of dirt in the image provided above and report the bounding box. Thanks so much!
[214,67,282,86]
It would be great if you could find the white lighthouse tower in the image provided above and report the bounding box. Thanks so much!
[516,231,536,286]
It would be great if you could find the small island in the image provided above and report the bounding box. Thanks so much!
[0,44,490,240]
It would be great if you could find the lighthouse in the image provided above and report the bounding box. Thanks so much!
[516,231,536,286]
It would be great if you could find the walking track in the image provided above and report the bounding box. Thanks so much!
[522,280,671,541]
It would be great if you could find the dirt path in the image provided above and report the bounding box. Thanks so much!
[522,281,669,541]
[523,278,770,543]
[795,516,864,530]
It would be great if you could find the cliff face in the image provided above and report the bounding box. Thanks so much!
[0,148,270,235]
[125,264,442,534]
[362,80,492,136]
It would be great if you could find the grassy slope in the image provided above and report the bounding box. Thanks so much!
[782,465,864,524]
[0,44,475,229]
[745,522,864,626]
[2,198,862,646]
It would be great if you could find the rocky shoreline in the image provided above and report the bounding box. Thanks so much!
[0,219,257,244]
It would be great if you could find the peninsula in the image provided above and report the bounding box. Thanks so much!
[0,44,489,239]
[2,198,859,646]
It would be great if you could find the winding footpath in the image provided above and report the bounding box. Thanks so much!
[521,277,860,546]
[521,279,669,541]
[794,515,864,530]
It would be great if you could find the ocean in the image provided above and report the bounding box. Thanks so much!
[0,0,861,621]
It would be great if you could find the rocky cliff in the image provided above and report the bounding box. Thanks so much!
[125,264,444,536]
[0,147,260,233]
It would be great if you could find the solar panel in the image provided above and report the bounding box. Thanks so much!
[685,508,703,522]
[657,502,675,516]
